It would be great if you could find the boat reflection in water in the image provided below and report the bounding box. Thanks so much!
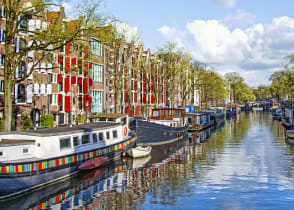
[188,127,213,144]
[0,160,128,210]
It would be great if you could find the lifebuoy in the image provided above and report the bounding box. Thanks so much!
[124,127,128,136]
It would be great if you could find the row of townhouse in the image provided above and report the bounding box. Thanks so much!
[0,4,199,130]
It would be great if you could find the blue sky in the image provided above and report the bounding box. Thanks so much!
[65,0,294,86]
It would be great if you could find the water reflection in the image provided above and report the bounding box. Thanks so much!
[3,112,294,209]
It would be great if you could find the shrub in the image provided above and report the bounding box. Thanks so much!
[22,114,33,130]
[41,115,54,128]
[75,114,84,124]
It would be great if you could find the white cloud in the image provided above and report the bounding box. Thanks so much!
[223,10,256,27]
[212,0,236,7]
[157,16,294,86]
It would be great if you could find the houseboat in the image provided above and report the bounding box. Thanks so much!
[185,112,214,131]
[0,114,136,198]
[207,107,225,127]
[136,108,187,146]
[282,107,294,129]
[252,103,263,111]
[226,104,240,116]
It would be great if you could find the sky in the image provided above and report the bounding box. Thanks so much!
[65,0,294,87]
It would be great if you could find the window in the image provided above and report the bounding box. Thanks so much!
[18,62,26,78]
[91,63,103,82]
[60,138,71,150]
[19,18,28,32]
[0,80,3,92]
[0,151,3,156]
[73,136,79,146]
[121,117,127,125]
[91,90,103,113]
[106,132,110,140]
[0,54,4,67]
[0,30,5,42]
[82,134,90,144]
[19,38,26,51]
[92,133,98,143]
[23,148,29,153]
[153,111,159,117]
[99,132,104,141]
[16,84,25,103]
[112,130,118,138]
[78,95,83,111]
[91,38,102,56]
[174,110,179,116]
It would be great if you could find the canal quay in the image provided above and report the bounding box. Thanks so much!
[1,111,294,209]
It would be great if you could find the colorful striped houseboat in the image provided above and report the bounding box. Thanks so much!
[0,114,136,199]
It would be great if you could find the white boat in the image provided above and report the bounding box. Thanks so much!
[0,114,136,199]
[127,146,152,158]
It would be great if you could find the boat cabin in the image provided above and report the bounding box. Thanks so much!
[150,108,185,121]
[185,112,214,131]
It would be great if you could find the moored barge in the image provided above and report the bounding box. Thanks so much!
[0,114,135,198]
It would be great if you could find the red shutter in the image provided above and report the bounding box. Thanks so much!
[77,77,82,85]
[151,84,154,92]
[143,83,147,92]
[134,93,137,103]
[71,58,76,65]
[83,95,88,110]
[89,62,92,69]
[65,57,70,72]
[151,95,154,104]
[124,92,128,103]
[58,55,63,63]
[88,96,92,104]
[65,43,71,54]
[89,78,93,86]
[64,77,70,92]
[135,106,140,116]
[143,94,146,104]
[71,76,76,84]
[58,94,63,104]
[84,47,89,58]
[83,78,88,94]
[64,96,71,111]
[134,80,137,90]
[57,74,63,83]
[84,62,88,76]
[78,59,82,66]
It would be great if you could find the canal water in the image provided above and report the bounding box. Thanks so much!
[1,112,294,210]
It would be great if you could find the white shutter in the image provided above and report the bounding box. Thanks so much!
[46,84,52,94]
[27,50,34,58]
[1,6,5,18]
[40,84,46,95]
[42,22,47,30]
[14,84,18,103]
[40,62,46,73]
[0,30,3,42]
[36,20,41,30]
[34,83,39,95]
[27,62,33,80]
[26,84,33,103]
[15,37,19,52]
[47,63,52,73]
[28,19,35,31]
[15,66,19,79]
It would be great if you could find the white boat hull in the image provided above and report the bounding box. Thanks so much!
[127,146,151,158]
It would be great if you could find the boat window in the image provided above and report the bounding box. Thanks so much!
[108,118,115,122]
[73,136,79,146]
[0,151,3,156]
[92,133,98,143]
[98,117,107,121]
[99,132,104,141]
[60,138,71,149]
[82,135,90,144]
[113,130,118,138]
[23,148,29,154]
[153,111,159,117]
[188,117,192,124]
[174,110,179,116]
[106,131,110,140]
[161,110,164,116]
[121,117,127,125]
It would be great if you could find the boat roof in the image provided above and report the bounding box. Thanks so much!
[186,112,210,116]
[152,108,185,111]
[91,113,127,119]
[0,122,120,137]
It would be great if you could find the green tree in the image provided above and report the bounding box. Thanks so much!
[2,0,110,131]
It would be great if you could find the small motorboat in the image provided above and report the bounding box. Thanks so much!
[79,156,108,170]
[127,146,152,158]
